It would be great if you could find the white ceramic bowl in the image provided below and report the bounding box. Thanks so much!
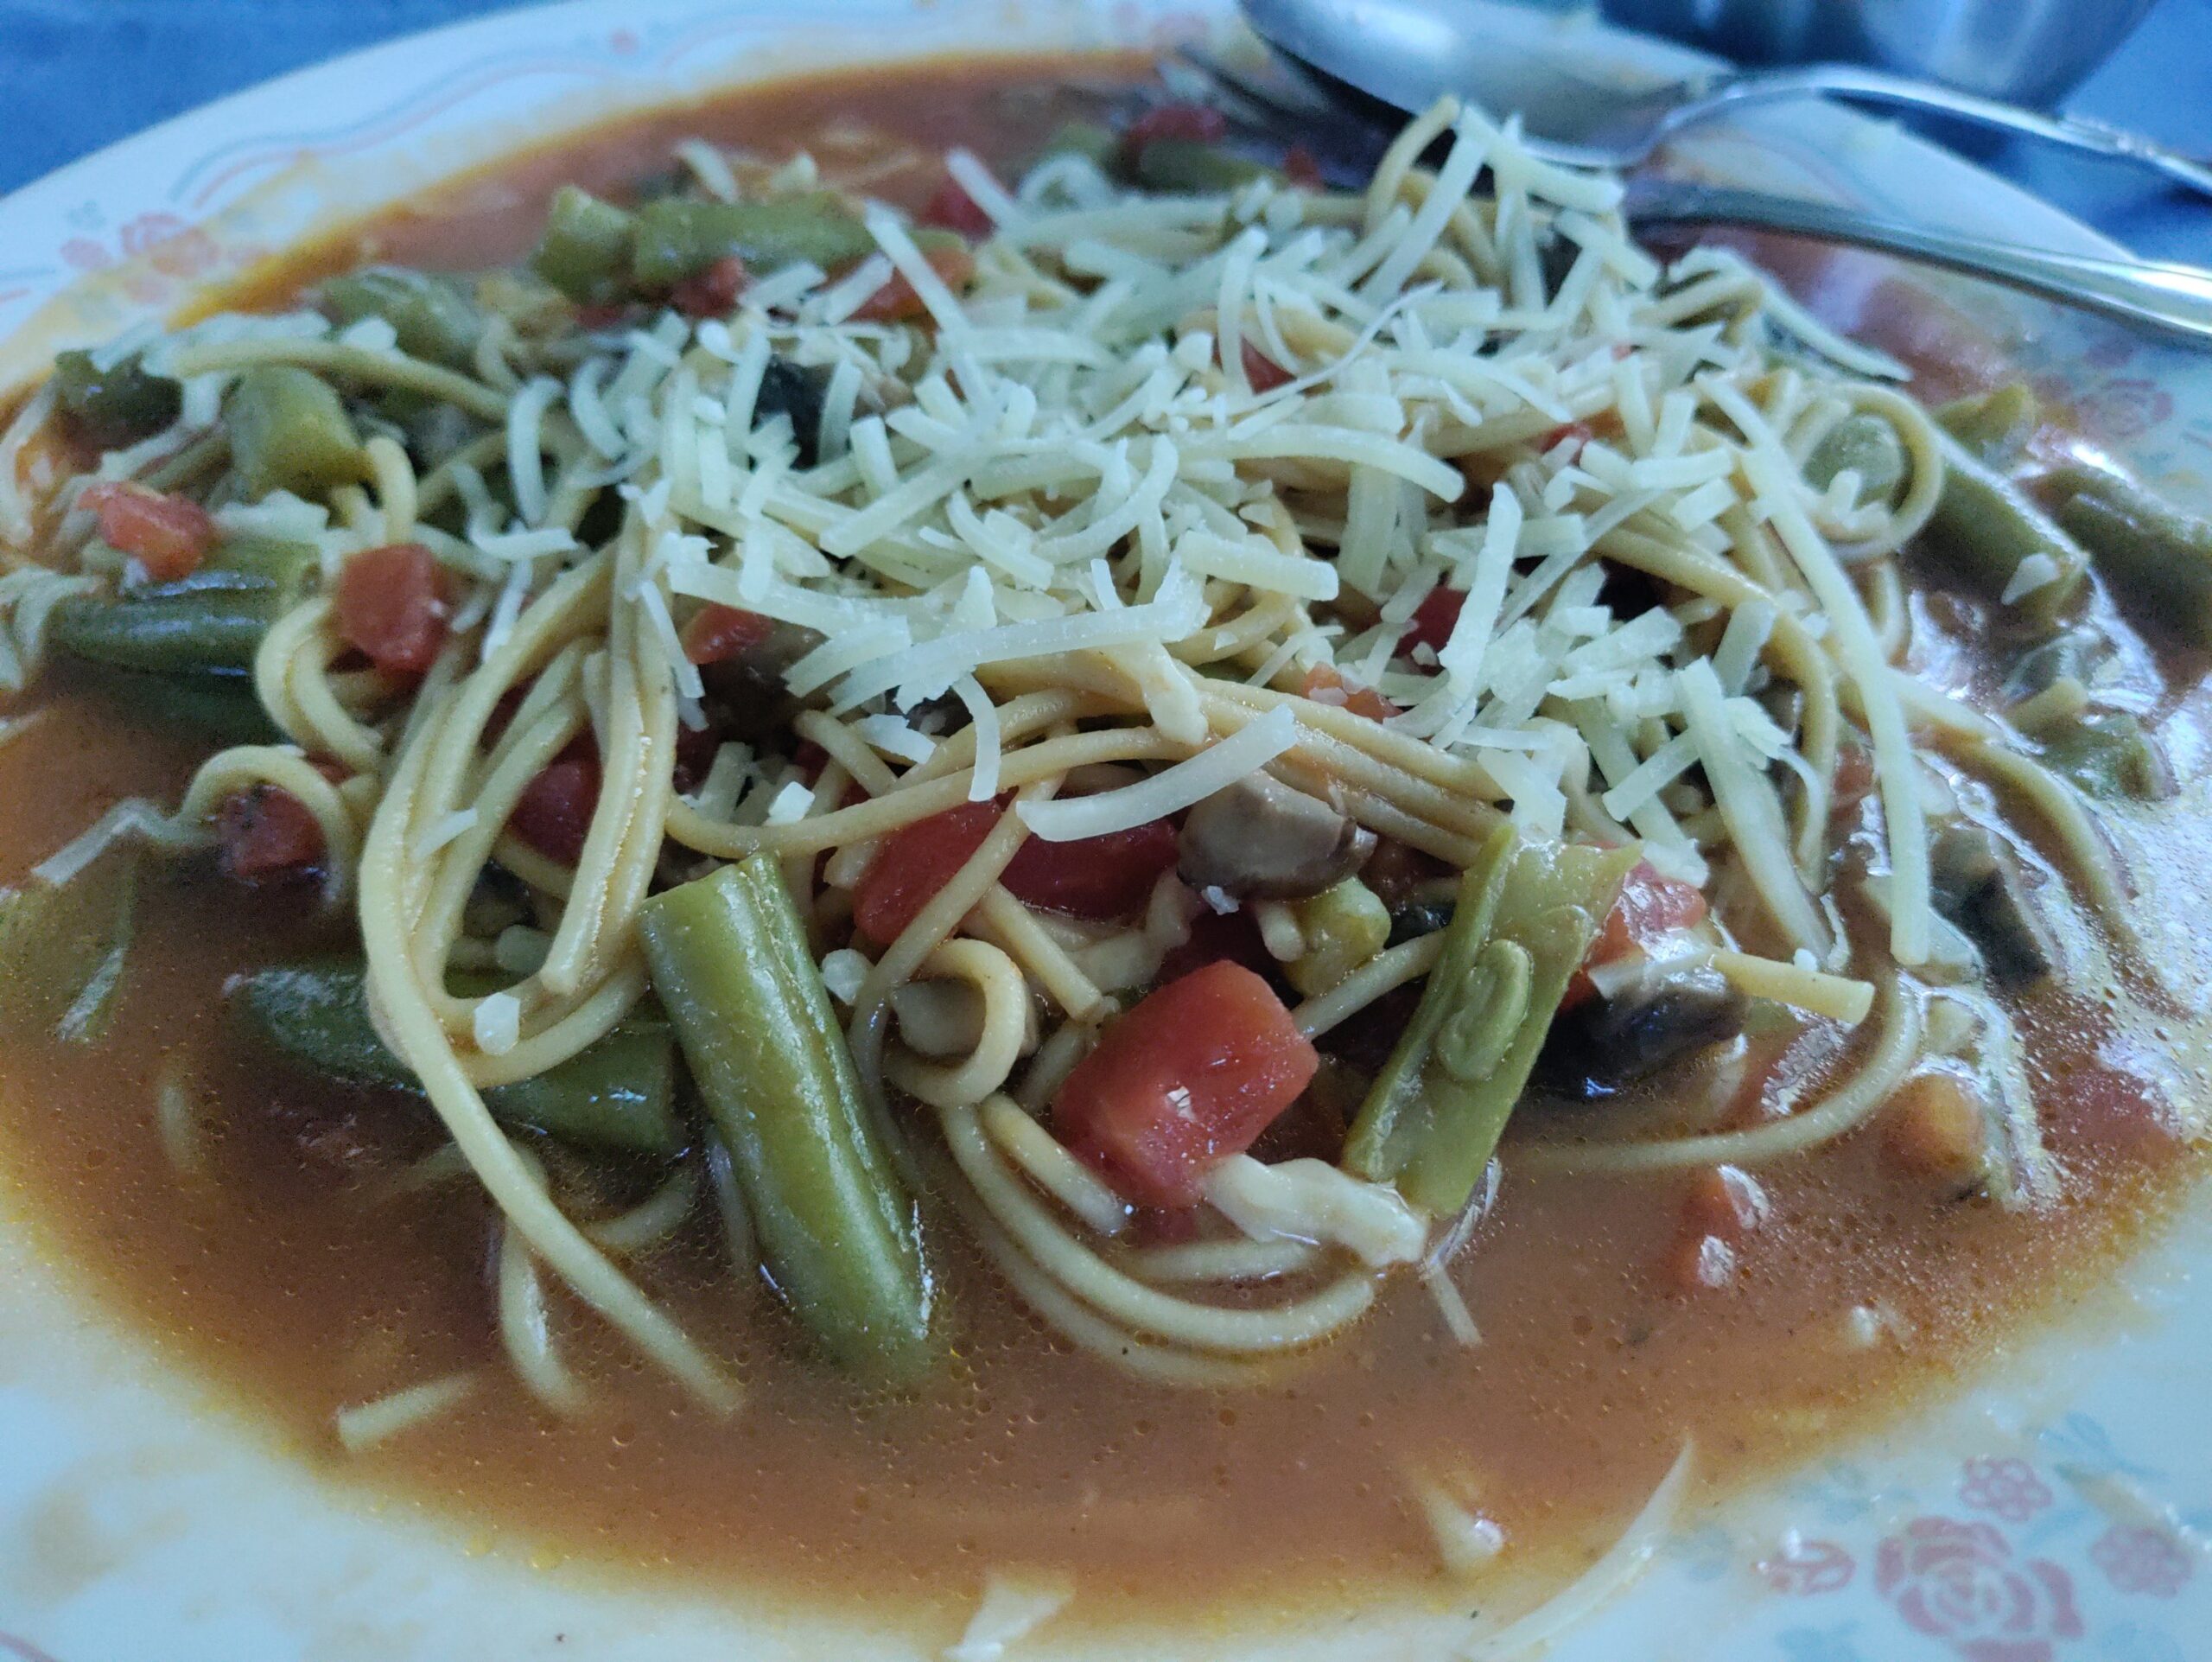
[2,4,2209,1659]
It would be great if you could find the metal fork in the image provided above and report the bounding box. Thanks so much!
[1162,44,2212,347]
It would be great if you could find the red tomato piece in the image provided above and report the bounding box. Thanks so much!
[673,721,722,794]
[1054,961,1318,1208]
[1401,586,1465,655]
[1539,419,1596,457]
[1281,144,1325,189]
[681,602,774,665]
[853,239,977,323]
[1300,662,1396,723]
[510,755,601,866]
[1001,818,1178,920]
[1238,338,1294,393]
[670,253,750,319]
[334,543,448,677]
[920,172,996,239]
[851,798,1003,944]
[1562,861,1708,1009]
[216,786,324,882]
[81,482,214,582]
[1121,102,1229,154]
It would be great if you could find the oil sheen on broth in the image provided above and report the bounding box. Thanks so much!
[0,54,2206,1632]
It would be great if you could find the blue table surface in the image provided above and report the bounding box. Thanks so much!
[1,0,2205,259]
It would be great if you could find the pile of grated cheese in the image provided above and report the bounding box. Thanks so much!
[64,97,1936,963]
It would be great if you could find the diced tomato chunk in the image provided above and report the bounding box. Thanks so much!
[1300,662,1396,722]
[852,798,1003,944]
[1238,338,1293,393]
[1002,818,1178,920]
[1401,586,1465,655]
[920,172,996,239]
[1054,961,1318,1208]
[334,542,448,677]
[81,482,214,582]
[670,254,750,318]
[681,602,774,665]
[853,239,977,322]
[673,721,722,794]
[216,786,324,882]
[1563,862,1708,1009]
[1121,102,1229,156]
[1281,144,1324,189]
[510,754,601,865]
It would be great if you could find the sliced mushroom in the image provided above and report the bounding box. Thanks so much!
[1929,822,2056,989]
[1177,772,1375,901]
[1536,959,1749,1101]
[697,616,828,742]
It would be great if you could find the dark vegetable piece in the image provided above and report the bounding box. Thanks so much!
[322,265,483,367]
[226,366,367,500]
[2049,465,2212,648]
[51,348,181,446]
[531,185,639,305]
[1345,825,1637,1213]
[1131,139,1274,194]
[753,358,826,468]
[1537,960,1747,1100]
[1918,435,2088,624]
[631,196,875,290]
[48,535,318,673]
[1804,412,1907,508]
[0,848,139,1044]
[2004,627,2111,702]
[2039,710,2173,802]
[1178,771,1375,901]
[639,855,936,1383]
[232,958,684,1155]
[91,667,283,746]
[1929,823,2057,989]
[1037,120,1117,169]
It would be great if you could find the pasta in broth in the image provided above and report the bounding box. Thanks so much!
[0,55,2207,1627]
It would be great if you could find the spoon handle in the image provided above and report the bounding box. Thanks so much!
[1695,65,2212,201]
[1625,181,2212,347]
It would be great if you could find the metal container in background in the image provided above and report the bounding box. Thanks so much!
[1599,0,2159,107]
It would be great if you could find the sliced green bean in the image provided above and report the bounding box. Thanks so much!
[631,196,875,290]
[232,958,684,1155]
[1132,140,1273,194]
[2049,466,2212,647]
[639,855,936,1383]
[48,536,319,673]
[225,366,366,500]
[531,186,639,305]
[323,265,482,368]
[1344,825,1637,1214]
[51,349,181,446]
[1805,411,1907,508]
[2039,710,2173,802]
[0,848,139,1044]
[1038,120,1117,169]
[1936,383,2040,467]
[92,667,283,746]
[1918,432,2087,624]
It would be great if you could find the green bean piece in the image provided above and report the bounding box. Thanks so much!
[51,349,181,446]
[1935,384,2041,467]
[1918,433,2088,624]
[1344,825,1637,1214]
[1288,877,1391,997]
[1039,120,1117,169]
[48,535,320,673]
[2040,710,2173,802]
[1131,139,1273,194]
[631,196,876,290]
[0,847,139,1044]
[531,186,639,305]
[92,667,283,746]
[2050,467,2212,648]
[322,265,483,368]
[1804,411,1907,508]
[225,366,366,500]
[232,959,685,1155]
[639,855,936,1383]
[2004,627,2111,702]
